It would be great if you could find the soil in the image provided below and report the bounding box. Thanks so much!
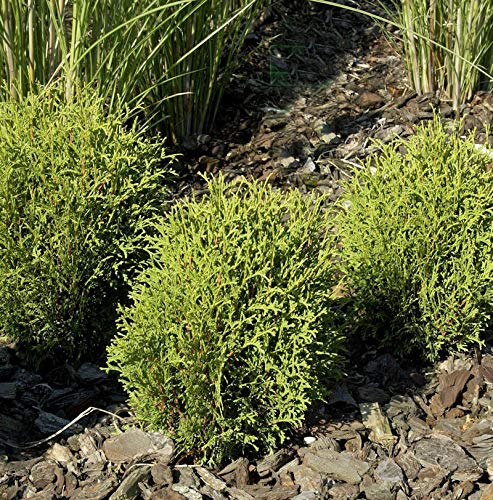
[2,1,493,499]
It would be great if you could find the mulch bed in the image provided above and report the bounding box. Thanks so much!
[2,1,493,499]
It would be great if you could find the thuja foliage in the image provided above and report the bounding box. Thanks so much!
[337,117,493,360]
[107,176,344,466]
[0,85,174,361]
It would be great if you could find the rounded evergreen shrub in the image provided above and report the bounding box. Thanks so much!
[0,85,175,361]
[337,117,493,360]
[107,176,344,466]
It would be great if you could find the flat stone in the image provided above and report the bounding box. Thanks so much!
[257,449,294,477]
[481,483,493,500]
[358,91,384,109]
[76,363,108,384]
[328,484,359,499]
[0,413,25,442]
[235,457,251,487]
[357,385,389,403]
[375,458,404,483]
[0,382,16,399]
[171,485,202,500]
[82,450,106,475]
[227,487,255,500]
[46,443,75,464]
[327,385,357,408]
[70,475,118,499]
[200,484,228,500]
[77,433,99,457]
[0,457,42,476]
[303,449,369,484]
[175,467,200,489]
[362,480,394,500]
[291,493,318,500]
[29,461,60,490]
[109,465,151,500]
[364,354,409,386]
[35,411,82,436]
[385,395,420,420]
[438,369,472,409]
[150,489,186,500]
[151,464,173,487]
[103,428,156,463]
[291,464,325,492]
[414,436,479,476]
[411,465,447,497]
[395,451,422,481]
[196,467,227,491]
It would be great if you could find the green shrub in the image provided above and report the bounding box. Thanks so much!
[107,176,344,466]
[337,117,493,360]
[0,85,175,362]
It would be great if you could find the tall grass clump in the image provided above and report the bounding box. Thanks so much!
[336,117,493,361]
[0,0,268,142]
[107,176,344,466]
[311,0,493,112]
[0,84,175,362]
[145,0,268,142]
[387,0,493,111]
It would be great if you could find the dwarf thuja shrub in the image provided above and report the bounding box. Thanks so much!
[337,118,493,360]
[0,85,174,361]
[107,176,344,466]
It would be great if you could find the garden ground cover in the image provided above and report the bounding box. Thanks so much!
[1,1,493,498]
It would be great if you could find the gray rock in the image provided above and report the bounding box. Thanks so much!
[227,487,255,500]
[362,480,394,500]
[0,346,11,365]
[303,449,369,484]
[327,384,357,407]
[196,467,227,492]
[77,432,99,457]
[103,428,173,464]
[385,395,420,419]
[29,460,60,490]
[76,363,108,384]
[46,443,75,464]
[0,382,16,399]
[34,411,82,436]
[70,475,118,499]
[300,158,316,174]
[82,450,107,476]
[291,492,318,500]
[175,467,200,489]
[395,451,422,481]
[291,464,326,492]
[414,436,480,478]
[357,385,389,403]
[109,465,151,500]
[235,457,251,487]
[199,484,228,500]
[172,484,203,500]
[0,457,42,476]
[327,483,359,499]
[375,458,404,483]
[151,463,174,487]
[257,449,294,477]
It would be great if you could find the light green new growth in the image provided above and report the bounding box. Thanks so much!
[337,117,493,360]
[0,84,176,362]
[107,175,344,466]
